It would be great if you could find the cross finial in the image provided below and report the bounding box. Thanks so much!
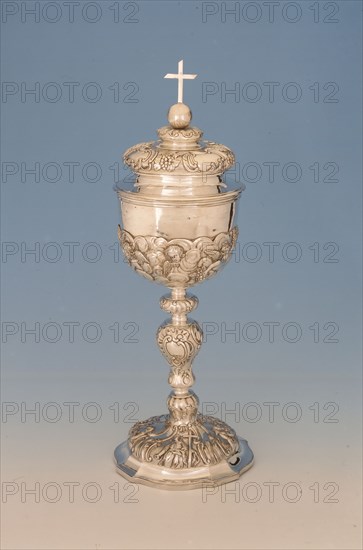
[164,60,197,104]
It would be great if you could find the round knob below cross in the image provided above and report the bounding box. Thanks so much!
[167,103,192,129]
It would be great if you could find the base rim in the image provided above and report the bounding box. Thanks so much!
[114,436,254,491]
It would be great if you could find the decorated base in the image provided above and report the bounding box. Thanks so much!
[114,414,254,490]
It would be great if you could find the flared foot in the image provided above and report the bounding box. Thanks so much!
[114,413,253,490]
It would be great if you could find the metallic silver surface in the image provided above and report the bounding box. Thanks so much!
[115,434,254,490]
[114,62,254,489]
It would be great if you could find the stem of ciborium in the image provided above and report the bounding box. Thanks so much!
[157,289,202,426]
[115,283,254,486]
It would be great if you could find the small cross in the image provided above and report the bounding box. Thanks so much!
[164,60,197,104]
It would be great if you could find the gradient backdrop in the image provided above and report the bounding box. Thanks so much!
[1,1,362,549]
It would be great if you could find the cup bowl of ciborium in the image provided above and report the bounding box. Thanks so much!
[116,177,242,289]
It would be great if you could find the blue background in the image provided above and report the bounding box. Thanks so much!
[1,2,362,549]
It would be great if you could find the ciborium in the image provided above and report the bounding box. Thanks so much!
[114,61,254,489]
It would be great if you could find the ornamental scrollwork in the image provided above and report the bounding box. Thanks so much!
[128,414,239,469]
[159,294,198,315]
[157,322,202,369]
[168,367,194,390]
[123,140,235,175]
[157,125,202,141]
[118,226,238,288]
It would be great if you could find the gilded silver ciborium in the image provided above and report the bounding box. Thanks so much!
[114,61,254,489]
